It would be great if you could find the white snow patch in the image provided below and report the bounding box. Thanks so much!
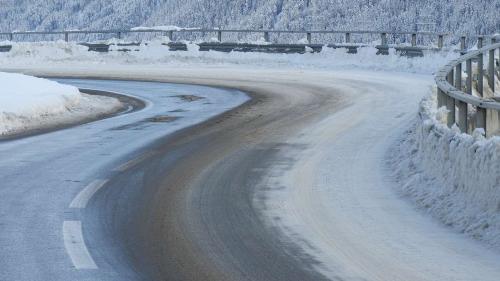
[0,72,122,136]
[131,26,199,31]
[389,89,500,250]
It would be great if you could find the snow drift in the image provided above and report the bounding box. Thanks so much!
[0,40,459,75]
[0,72,122,136]
[389,90,500,249]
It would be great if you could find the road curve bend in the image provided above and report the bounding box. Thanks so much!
[1,67,500,281]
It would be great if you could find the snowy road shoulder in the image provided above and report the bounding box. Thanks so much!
[255,71,500,281]
[0,72,123,138]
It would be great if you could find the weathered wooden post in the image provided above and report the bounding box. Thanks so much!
[345,32,351,43]
[460,36,466,53]
[476,107,487,132]
[264,31,270,42]
[411,33,417,47]
[466,58,472,95]
[307,32,312,44]
[217,30,222,42]
[8,33,13,41]
[478,53,484,97]
[64,32,69,42]
[117,32,122,39]
[488,38,496,92]
[438,34,444,49]
[455,62,467,132]
[381,32,388,46]
[447,69,456,127]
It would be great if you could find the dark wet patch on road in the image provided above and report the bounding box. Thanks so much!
[110,115,181,131]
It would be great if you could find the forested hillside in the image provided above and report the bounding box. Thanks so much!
[0,0,498,37]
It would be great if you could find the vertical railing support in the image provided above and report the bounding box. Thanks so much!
[476,107,487,132]
[455,62,462,90]
[117,32,122,39]
[306,32,312,44]
[437,88,446,108]
[457,101,468,133]
[466,58,472,95]
[168,31,173,41]
[217,30,222,42]
[460,36,466,53]
[8,33,13,41]
[381,32,387,46]
[446,69,456,127]
[64,32,69,42]
[438,34,444,49]
[478,53,484,97]
[488,38,496,92]
[264,31,270,42]
[345,32,351,43]
[411,33,417,47]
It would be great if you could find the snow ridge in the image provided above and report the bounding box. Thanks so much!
[0,72,122,136]
[389,92,500,250]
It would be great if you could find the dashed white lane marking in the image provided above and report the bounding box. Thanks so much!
[70,180,109,209]
[63,221,98,270]
[113,151,155,172]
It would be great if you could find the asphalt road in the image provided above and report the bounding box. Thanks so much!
[0,74,345,281]
[3,67,499,281]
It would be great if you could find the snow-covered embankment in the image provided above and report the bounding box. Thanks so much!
[0,72,122,136]
[390,91,500,249]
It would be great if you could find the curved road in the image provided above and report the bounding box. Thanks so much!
[1,67,500,281]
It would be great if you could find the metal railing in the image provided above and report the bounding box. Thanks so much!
[0,28,454,48]
[435,35,500,136]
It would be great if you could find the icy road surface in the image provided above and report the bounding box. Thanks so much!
[0,67,499,281]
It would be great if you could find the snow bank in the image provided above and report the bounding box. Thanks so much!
[131,26,199,31]
[389,90,500,249]
[0,72,122,136]
[0,40,459,75]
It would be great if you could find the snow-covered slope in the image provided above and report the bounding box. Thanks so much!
[0,1,498,39]
[0,72,122,136]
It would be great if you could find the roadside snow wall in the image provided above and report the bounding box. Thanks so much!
[390,90,500,249]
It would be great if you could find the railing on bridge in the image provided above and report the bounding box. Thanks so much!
[435,35,500,136]
[0,28,452,48]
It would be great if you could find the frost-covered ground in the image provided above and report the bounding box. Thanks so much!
[0,40,459,75]
[0,72,122,137]
[390,92,500,251]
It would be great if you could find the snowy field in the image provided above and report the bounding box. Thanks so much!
[0,72,122,137]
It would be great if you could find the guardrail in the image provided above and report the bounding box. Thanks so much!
[436,35,500,136]
[0,28,453,48]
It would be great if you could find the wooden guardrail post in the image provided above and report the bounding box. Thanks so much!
[478,52,484,97]
[488,37,496,92]
[438,34,444,49]
[217,30,222,42]
[476,107,487,131]
[8,33,13,41]
[411,33,417,47]
[306,32,312,44]
[264,31,270,42]
[455,62,467,132]
[466,58,472,95]
[380,32,387,46]
[446,69,456,127]
[168,31,173,41]
[460,36,466,53]
[64,32,69,42]
[117,32,122,39]
[345,32,351,43]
